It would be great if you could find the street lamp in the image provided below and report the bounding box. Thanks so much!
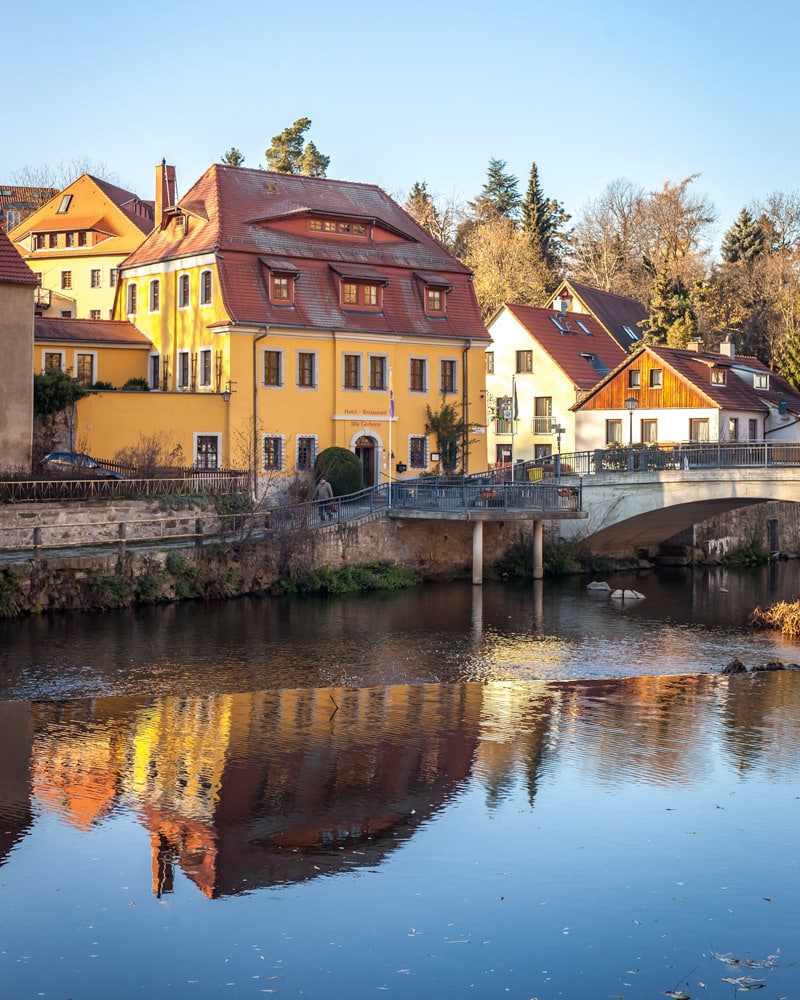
[625,396,638,470]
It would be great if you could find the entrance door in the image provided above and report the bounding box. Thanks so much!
[355,436,376,486]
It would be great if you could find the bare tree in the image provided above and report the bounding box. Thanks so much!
[12,158,119,189]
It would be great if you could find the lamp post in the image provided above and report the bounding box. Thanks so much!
[625,396,638,470]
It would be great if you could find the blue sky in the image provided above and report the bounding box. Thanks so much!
[5,0,797,255]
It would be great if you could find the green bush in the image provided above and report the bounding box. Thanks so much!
[314,447,363,496]
[0,570,22,618]
[89,576,134,609]
[121,377,150,391]
[279,560,418,595]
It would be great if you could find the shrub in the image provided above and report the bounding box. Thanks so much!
[89,576,134,609]
[314,447,363,496]
[0,570,22,618]
[121,377,150,391]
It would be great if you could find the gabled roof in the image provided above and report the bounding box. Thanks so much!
[548,279,646,350]
[0,229,37,285]
[9,174,153,253]
[492,303,629,390]
[34,316,152,347]
[123,165,488,342]
[574,343,800,415]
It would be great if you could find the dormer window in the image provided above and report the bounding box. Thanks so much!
[309,217,367,237]
[711,368,727,385]
[416,271,451,316]
[754,372,769,389]
[341,280,381,309]
[263,258,300,305]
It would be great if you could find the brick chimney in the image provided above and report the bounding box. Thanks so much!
[155,160,177,228]
[719,336,735,360]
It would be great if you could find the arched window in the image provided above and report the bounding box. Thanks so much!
[149,279,160,312]
[200,270,212,306]
[178,273,190,308]
[127,283,137,314]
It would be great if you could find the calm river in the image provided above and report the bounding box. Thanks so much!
[0,565,799,999]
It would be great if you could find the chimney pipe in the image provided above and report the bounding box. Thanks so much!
[719,336,735,360]
[155,160,177,229]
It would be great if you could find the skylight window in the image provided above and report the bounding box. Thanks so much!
[622,325,638,341]
[550,315,565,332]
[57,194,72,214]
[576,320,592,335]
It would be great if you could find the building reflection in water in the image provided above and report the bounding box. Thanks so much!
[13,671,800,898]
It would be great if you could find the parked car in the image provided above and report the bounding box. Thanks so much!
[40,452,125,480]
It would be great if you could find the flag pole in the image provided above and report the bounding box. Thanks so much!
[510,374,516,482]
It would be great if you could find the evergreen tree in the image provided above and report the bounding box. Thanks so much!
[721,208,766,262]
[520,161,570,271]
[265,118,329,176]
[220,147,246,167]
[477,158,520,219]
[641,269,697,346]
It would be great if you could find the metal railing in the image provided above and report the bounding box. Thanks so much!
[0,471,249,504]
[387,479,580,513]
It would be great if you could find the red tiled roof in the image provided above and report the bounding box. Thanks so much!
[34,316,152,346]
[550,279,647,350]
[0,229,37,284]
[124,166,489,342]
[499,303,629,389]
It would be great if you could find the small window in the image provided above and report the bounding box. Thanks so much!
[576,319,593,335]
[440,359,456,394]
[5,209,20,229]
[90,269,101,288]
[263,436,283,471]
[628,369,641,388]
[689,418,710,443]
[343,353,361,389]
[60,310,73,318]
[44,351,63,373]
[622,325,638,341]
[200,269,212,306]
[425,287,445,314]
[263,350,283,387]
[149,279,160,312]
[410,357,427,393]
[34,234,46,250]
[61,271,72,290]
[76,353,94,387]
[199,348,213,388]
[296,436,316,472]
[196,435,219,470]
[516,350,533,373]
[126,283,137,314]
[606,419,622,445]
[533,397,552,435]
[49,233,58,248]
[728,417,739,441]
[409,436,428,469]
[486,351,494,374]
[56,194,72,214]
[109,268,119,287]
[649,368,663,388]
[298,351,316,388]
[369,355,387,391]
[65,232,75,248]
[271,273,294,303]
[341,279,382,310]
[177,350,190,389]
[89,309,101,320]
[711,369,726,385]
[149,354,161,390]
[178,273,190,308]
[754,373,769,389]
[78,231,87,247]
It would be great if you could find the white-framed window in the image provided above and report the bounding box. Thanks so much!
[754,373,769,389]
[57,194,72,214]
[200,269,213,306]
[126,282,137,314]
[74,351,96,387]
[516,350,533,373]
[711,369,726,385]
[409,356,427,393]
[689,418,710,443]
[296,436,317,472]
[641,419,658,443]
[343,353,361,390]
[5,209,20,230]
[298,351,316,388]
[177,350,190,389]
[90,269,101,288]
[61,270,72,290]
[149,279,160,313]
[486,351,494,374]
[42,350,65,373]
[149,353,161,390]
[649,368,663,388]
[262,434,284,471]
[198,347,213,388]
[178,272,190,308]
[629,369,641,388]
[263,348,283,387]
[194,433,220,470]
[409,435,428,469]
[109,268,119,287]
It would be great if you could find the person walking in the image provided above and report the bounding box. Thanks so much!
[313,475,334,521]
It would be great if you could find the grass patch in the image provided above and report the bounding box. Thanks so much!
[0,570,22,618]
[89,576,134,609]
[278,561,419,595]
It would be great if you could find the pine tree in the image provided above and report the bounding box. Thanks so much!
[642,270,697,346]
[265,118,329,176]
[721,208,766,263]
[220,147,246,167]
[477,159,520,219]
[520,162,570,271]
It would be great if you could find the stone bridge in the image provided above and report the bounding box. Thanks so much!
[556,467,800,557]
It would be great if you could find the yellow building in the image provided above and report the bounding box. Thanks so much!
[8,173,153,321]
[91,162,490,490]
[34,317,151,388]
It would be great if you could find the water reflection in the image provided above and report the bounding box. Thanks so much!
[6,672,799,901]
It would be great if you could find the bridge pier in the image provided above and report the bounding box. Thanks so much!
[472,521,484,584]
[533,520,543,579]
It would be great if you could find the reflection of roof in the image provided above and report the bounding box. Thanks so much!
[497,303,628,390]
[35,316,152,346]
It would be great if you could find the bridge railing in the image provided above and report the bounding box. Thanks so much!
[388,479,581,512]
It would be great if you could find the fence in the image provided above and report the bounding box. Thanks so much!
[0,470,249,504]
